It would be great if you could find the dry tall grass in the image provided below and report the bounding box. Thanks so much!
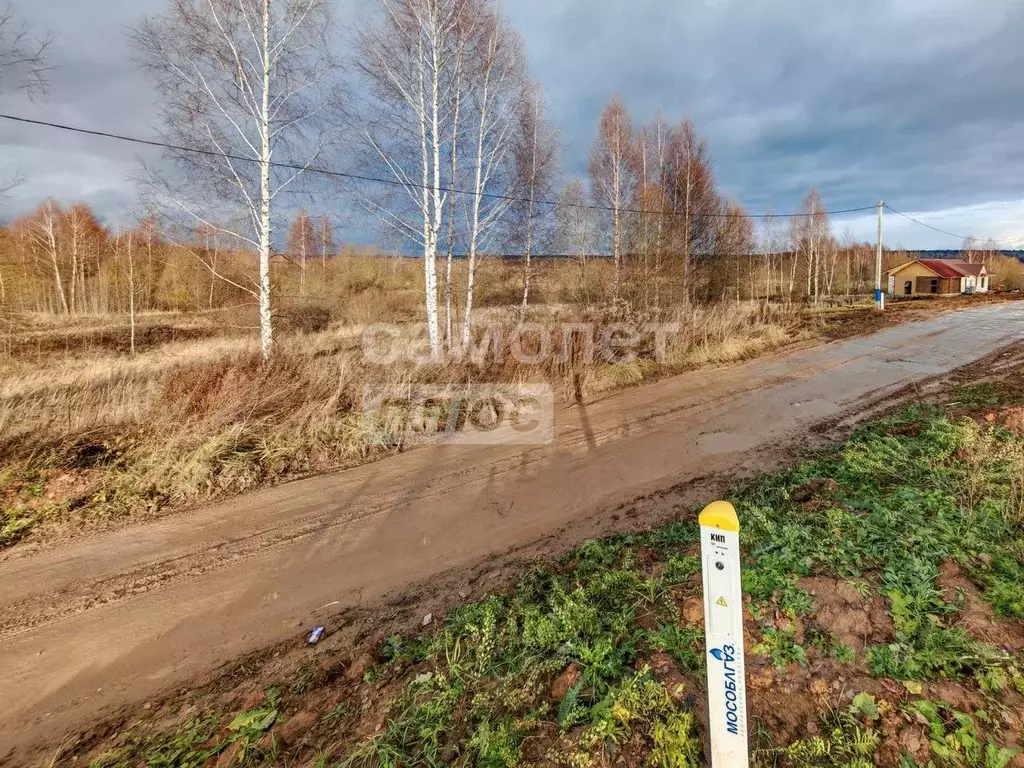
[0,298,802,546]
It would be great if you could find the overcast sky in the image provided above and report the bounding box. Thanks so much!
[2,0,1023,248]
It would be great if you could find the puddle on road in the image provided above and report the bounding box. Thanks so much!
[697,431,762,455]
[881,358,948,375]
[785,397,839,419]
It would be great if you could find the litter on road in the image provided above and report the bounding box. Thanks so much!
[306,626,325,646]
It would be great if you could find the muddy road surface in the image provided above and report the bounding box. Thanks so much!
[2,303,1024,761]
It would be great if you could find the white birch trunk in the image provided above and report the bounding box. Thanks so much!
[461,88,489,349]
[462,22,516,349]
[134,0,336,357]
[426,20,443,360]
[519,95,539,322]
[683,160,692,307]
[69,213,80,314]
[33,203,68,314]
[444,45,463,352]
[127,231,137,356]
[257,0,273,361]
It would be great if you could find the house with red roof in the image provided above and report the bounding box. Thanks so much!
[886,258,992,298]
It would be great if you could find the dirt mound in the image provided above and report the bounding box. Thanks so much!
[937,561,1024,652]
[800,576,893,651]
[1003,407,1024,436]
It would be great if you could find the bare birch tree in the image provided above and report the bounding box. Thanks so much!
[588,96,636,305]
[961,235,980,264]
[443,31,466,351]
[202,225,221,309]
[64,204,105,313]
[823,234,839,298]
[791,188,830,304]
[645,111,672,309]
[712,200,754,302]
[556,179,594,306]
[23,199,68,314]
[353,0,525,353]
[317,215,334,276]
[629,122,666,309]
[353,0,475,359]
[510,81,557,322]
[459,8,525,347]
[840,227,855,296]
[133,0,339,360]
[786,215,801,305]
[982,238,999,271]
[663,117,719,306]
[760,210,785,303]
[115,228,138,356]
[288,210,316,296]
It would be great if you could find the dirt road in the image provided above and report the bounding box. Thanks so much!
[2,303,1024,761]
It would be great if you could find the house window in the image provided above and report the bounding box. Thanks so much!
[904,280,912,296]
[930,278,939,294]
[981,276,988,290]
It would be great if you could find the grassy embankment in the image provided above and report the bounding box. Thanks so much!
[74,370,1024,768]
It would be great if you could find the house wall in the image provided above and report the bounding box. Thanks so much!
[889,262,996,297]
[890,263,943,296]
[914,276,960,295]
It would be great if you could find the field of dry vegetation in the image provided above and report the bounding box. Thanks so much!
[0,253,818,549]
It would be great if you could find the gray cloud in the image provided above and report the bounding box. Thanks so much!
[0,0,158,222]
[2,0,1023,248]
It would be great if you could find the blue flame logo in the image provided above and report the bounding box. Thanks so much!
[709,648,724,661]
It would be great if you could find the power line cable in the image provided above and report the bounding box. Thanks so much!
[884,204,1024,247]
[0,112,879,220]
[8,111,1023,247]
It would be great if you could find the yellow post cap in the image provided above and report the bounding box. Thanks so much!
[699,501,739,533]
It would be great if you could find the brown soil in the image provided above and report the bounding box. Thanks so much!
[1,322,222,360]
[799,576,894,652]
[937,561,1024,653]
[1004,407,1024,436]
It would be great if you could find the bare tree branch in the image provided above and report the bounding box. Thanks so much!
[0,2,53,100]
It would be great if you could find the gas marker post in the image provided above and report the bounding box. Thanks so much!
[700,501,750,768]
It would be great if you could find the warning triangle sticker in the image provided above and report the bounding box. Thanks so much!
[716,597,728,607]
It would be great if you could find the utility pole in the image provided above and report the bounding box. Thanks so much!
[875,200,885,310]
